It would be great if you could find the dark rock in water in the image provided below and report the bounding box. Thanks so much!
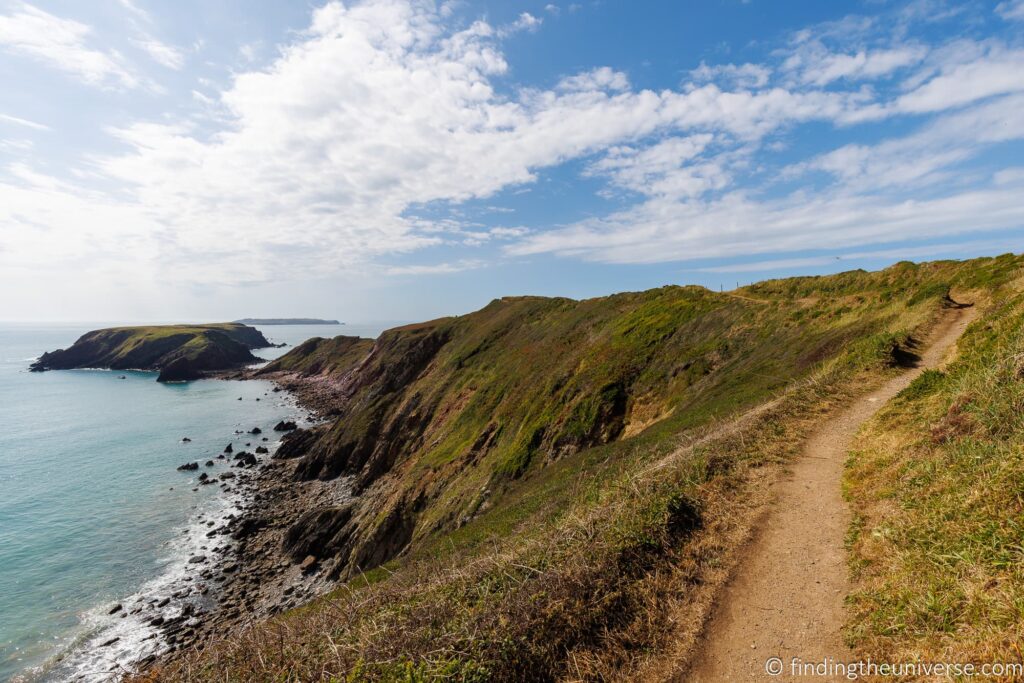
[205,460,215,467]
[233,452,257,467]
[255,446,269,454]
[118,375,127,379]
[188,555,206,564]
[150,616,165,626]
[101,636,120,647]
[273,420,298,432]
[198,472,208,482]
[177,462,199,471]
[237,397,243,401]
[220,472,236,479]
[181,437,191,443]
[108,603,123,615]
[224,443,233,454]
[216,454,226,460]
[249,427,262,435]
[261,437,269,441]
[157,597,171,608]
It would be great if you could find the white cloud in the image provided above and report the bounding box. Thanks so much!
[508,178,1024,264]
[557,66,629,92]
[131,37,184,69]
[0,3,138,88]
[896,46,1024,113]
[117,0,151,22]
[691,61,770,89]
[0,112,49,130]
[3,0,1022,299]
[385,259,485,275]
[802,46,926,86]
[499,12,541,37]
[996,0,1024,21]
[15,0,863,285]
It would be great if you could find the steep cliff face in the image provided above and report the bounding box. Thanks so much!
[258,262,991,580]
[30,323,271,381]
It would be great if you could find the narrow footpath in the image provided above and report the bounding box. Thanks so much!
[688,306,976,682]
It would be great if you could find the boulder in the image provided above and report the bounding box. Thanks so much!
[249,427,262,435]
[223,443,233,454]
[273,420,298,432]
[177,462,199,471]
[299,555,318,572]
[205,460,215,467]
[255,446,269,454]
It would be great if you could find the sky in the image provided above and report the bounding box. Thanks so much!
[1,0,1023,323]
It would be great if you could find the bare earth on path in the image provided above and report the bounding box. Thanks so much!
[687,306,976,682]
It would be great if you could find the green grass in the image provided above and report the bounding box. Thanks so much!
[845,282,1024,666]
[144,255,1024,682]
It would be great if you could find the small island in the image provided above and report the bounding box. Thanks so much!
[234,318,341,325]
[30,323,272,382]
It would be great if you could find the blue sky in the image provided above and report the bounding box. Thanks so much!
[1,0,1023,322]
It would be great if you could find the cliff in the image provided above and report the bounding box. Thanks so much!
[30,323,271,382]
[254,260,1009,582]
[146,254,1024,681]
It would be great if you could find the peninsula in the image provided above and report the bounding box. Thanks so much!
[234,318,341,325]
[30,323,272,382]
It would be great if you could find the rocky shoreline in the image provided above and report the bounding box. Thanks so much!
[124,375,348,678]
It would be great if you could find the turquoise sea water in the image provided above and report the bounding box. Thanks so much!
[0,323,385,682]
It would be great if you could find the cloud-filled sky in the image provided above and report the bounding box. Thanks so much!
[0,0,1022,322]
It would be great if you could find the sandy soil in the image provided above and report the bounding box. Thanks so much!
[687,305,976,682]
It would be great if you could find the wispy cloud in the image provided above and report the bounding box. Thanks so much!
[996,0,1024,21]
[0,112,48,130]
[0,3,138,88]
[131,36,184,69]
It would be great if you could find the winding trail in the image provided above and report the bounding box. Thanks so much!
[688,306,976,682]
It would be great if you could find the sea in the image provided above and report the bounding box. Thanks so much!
[0,322,388,682]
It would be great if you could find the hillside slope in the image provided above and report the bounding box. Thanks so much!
[30,323,271,382]
[151,255,1023,681]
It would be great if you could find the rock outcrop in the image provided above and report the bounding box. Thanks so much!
[30,323,271,382]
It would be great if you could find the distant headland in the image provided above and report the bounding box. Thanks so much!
[30,323,272,382]
[234,318,342,325]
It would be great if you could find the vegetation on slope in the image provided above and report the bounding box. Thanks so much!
[152,255,1022,681]
[30,323,271,382]
[845,254,1024,666]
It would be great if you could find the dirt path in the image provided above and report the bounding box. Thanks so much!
[688,306,976,682]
